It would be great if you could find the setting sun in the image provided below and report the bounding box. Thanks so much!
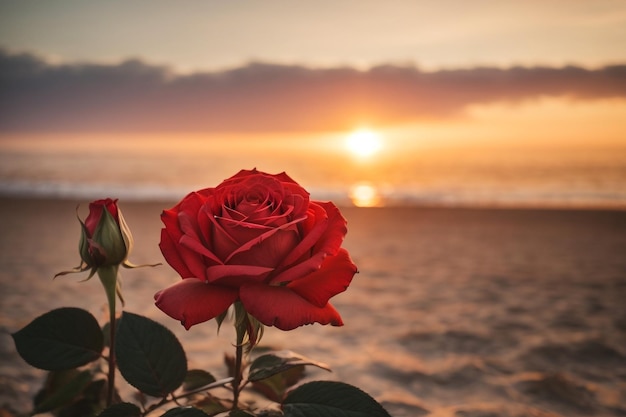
[345,129,383,158]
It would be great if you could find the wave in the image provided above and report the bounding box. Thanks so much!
[2,179,626,210]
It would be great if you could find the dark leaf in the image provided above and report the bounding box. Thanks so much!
[229,410,255,416]
[101,319,120,348]
[115,312,187,397]
[256,410,284,417]
[282,381,392,417]
[57,379,109,417]
[33,369,93,414]
[12,307,104,370]
[57,398,100,417]
[248,351,330,382]
[97,402,142,417]
[183,369,216,391]
[252,365,305,402]
[194,394,230,415]
[161,407,211,416]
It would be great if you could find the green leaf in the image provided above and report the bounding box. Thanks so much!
[194,394,229,415]
[33,369,93,414]
[97,402,142,417]
[248,351,330,382]
[12,307,104,370]
[101,319,120,348]
[252,365,305,402]
[115,312,187,397]
[161,407,211,416]
[282,381,392,417]
[183,369,217,391]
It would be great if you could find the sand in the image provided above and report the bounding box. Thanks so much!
[1,198,625,416]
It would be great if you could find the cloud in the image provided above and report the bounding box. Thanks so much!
[1,49,625,132]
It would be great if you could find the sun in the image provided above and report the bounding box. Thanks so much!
[345,129,383,158]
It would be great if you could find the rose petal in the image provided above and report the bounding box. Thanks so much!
[270,252,325,285]
[287,248,357,308]
[161,207,181,238]
[282,182,309,218]
[216,215,272,249]
[179,234,223,265]
[154,279,238,330]
[310,201,348,257]
[228,227,300,268]
[270,201,348,284]
[224,216,305,266]
[159,229,194,278]
[206,264,274,285]
[161,202,212,279]
[240,284,343,330]
[85,198,119,236]
[207,206,240,260]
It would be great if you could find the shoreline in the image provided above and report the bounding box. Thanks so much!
[1,194,624,213]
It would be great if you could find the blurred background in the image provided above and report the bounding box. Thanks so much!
[1,2,626,417]
[0,0,625,208]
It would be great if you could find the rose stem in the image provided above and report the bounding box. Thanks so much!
[232,321,245,410]
[98,265,119,407]
[107,297,116,406]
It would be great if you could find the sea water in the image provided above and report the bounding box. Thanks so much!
[1,134,625,208]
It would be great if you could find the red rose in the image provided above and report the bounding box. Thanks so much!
[155,169,357,331]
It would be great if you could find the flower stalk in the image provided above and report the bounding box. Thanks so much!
[98,264,119,407]
[232,303,247,411]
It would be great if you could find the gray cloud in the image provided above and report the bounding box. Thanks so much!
[1,49,625,132]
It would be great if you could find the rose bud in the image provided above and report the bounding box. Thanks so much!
[56,198,158,281]
[155,169,358,333]
[78,198,131,268]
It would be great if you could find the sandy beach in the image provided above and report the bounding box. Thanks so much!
[1,198,625,416]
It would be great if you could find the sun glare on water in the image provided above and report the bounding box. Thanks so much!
[350,183,381,207]
[345,129,383,158]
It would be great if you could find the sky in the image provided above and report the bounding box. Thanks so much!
[0,1,625,207]
[1,0,626,71]
[1,0,625,133]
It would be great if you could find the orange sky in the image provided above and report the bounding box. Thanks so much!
[1,1,625,138]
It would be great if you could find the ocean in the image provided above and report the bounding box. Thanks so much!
[1,134,625,209]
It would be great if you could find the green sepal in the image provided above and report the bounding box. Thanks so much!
[93,206,127,266]
[233,302,264,353]
[53,263,96,280]
[116,207,134,261]
[76,205,96,267]
[122,259,162,269]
